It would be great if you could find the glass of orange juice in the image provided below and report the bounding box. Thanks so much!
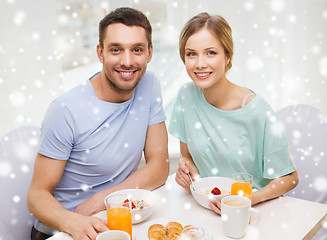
[104,194,132,239]
[231,173,253,201]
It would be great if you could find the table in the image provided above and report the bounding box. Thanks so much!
[48,174,327,240]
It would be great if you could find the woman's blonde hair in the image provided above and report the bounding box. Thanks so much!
[179,12,233,72]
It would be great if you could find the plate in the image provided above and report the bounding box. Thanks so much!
[134,217,210,240]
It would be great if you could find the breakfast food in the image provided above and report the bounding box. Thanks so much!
[123,199,150,209]
[148,224,166,240]
[211,187,221,195]
[148,222,193,240]
[166,222,183,239]
[201,187,230,196]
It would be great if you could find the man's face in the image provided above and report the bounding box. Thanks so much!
[97,23,153,93]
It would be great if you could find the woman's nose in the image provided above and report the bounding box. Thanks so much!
[196,55,207,69]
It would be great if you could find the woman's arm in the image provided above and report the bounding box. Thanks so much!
[210,171,299,215]
[175,141,200,191]
[252,170,299,205]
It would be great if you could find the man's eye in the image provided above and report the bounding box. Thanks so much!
[111,48,120,53]
[134,48,143,53]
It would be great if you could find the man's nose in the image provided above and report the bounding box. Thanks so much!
[120,51,133,68]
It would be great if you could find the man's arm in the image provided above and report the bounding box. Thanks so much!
[27,153,108,239]
[74,121,169,216]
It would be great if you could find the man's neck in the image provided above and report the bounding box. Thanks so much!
[90,72,134,103]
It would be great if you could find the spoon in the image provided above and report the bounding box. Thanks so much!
[180,154,195,191]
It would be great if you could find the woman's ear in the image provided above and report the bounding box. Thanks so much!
[225,54,230,66]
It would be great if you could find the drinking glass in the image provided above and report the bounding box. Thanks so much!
[180,225,211,240]
[231,173,253,201]
[104,194,132,239]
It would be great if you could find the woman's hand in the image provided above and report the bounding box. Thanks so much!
[209,197,222,215]
[176,142,200,191]
[175,158,199,191]
[175,159,191,191]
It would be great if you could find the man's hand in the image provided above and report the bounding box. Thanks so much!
[64,214,109,240]
[74,191,107,216]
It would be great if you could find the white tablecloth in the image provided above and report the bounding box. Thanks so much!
[48,174,327,240]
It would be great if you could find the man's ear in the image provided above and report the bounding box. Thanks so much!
[97,44,104,63]
[147,45,153,63]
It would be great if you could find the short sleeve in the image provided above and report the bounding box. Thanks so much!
[38,100,75,160]
[148,74,166,125]
[262,111,296,179]
[168,91,187,144]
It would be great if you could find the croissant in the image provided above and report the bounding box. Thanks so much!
[183,225,194,230]
[148,224,166,240]
[166,222,183,239]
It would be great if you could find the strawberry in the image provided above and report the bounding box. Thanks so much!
[123,199,136,209]
[211,187,221,195]
[123,199,130,208]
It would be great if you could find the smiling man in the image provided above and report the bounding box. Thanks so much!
[27,7,169,240]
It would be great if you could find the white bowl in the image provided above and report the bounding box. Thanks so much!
[190,177,236,209]
[105,189,157,224]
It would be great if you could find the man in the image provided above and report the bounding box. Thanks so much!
[27,7,169,240]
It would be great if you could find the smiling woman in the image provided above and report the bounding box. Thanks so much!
[184,28,231,94]
[169,12,299,216]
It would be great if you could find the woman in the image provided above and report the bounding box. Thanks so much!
[169,12,298,214]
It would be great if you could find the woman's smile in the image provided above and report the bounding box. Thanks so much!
[194,72,212,79]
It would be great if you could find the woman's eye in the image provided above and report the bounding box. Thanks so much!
[186,52,196,57]
[208,51,216,55]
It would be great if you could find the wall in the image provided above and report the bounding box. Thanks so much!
[0,0,62,136]
[1,0,326,154]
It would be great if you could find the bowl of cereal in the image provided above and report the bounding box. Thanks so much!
[190,177,235,209]
[104,189,157,224]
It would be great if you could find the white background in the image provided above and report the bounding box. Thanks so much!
[1,0,327,154]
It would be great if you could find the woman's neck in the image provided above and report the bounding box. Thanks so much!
[201,78,234,110]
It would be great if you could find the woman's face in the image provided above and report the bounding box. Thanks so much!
[184,28,229,90]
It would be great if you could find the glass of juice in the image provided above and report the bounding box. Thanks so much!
[104,194,132,239]
[231,173,253,201]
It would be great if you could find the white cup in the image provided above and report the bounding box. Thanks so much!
[221,195,251,239]
[96,230,131,240]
